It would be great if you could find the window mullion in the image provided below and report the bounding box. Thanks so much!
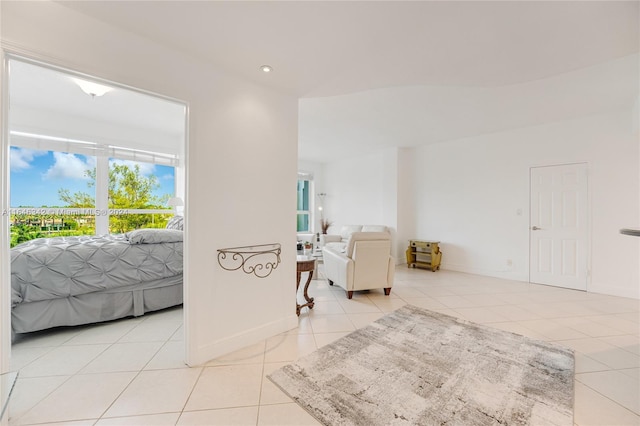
[95,155,109,235]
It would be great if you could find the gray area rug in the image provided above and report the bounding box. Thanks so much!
[269,305,574,426]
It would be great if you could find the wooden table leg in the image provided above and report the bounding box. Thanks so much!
[303,270,315,306]
[296,272,302,316]
[296,270,315,315]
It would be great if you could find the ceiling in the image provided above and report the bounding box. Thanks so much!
[14,1,640,163]
[9,60,186,156]
[58,1,638,98]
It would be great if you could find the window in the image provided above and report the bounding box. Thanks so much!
[9,148,97,246]
[297,175,312,233]
[8,145,177,246]
[7,59,185,247]
[107,158,176,234]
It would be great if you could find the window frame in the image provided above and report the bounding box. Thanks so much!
[9,136,180,235]
[297,173,314,233]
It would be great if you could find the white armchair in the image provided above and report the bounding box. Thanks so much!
[322,231,395,299]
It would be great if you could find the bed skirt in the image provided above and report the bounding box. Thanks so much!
[12,274,183,337]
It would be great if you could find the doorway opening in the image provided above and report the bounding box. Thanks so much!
[3,56,187,367]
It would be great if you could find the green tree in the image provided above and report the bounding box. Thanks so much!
[58,163,170,234]
[10,224,44,247]
[58,169,95,208]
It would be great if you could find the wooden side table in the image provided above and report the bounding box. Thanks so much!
[406,240,442,272]
[296,256,316,316]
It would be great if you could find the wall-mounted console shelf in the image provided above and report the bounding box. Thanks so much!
[217,243,281,278]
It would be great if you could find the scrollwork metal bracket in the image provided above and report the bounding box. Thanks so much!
[217,243,281,278]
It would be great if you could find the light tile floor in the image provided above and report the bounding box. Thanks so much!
[7,268,640,425]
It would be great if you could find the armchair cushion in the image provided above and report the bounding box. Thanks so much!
[345,231,391,257]
[361,225,387,233]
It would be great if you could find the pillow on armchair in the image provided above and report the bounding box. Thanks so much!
[345,231,391,257]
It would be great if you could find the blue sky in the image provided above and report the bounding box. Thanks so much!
[10,147,175,207]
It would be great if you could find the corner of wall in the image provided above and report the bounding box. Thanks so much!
[0,49,11,375]
[189,314,299,366]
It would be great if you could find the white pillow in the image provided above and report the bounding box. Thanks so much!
[126,229,183,244]
[361,225,387,233]
[340,225,363,240]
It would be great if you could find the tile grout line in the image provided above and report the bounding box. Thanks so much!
[255,339,268,426]
[12,338,116,425]
[8,270,639,425]
[576,379,640,417]
[174,365,207,425]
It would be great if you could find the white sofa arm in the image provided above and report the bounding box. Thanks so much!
[322,247,354,289]
[320,234,342,245]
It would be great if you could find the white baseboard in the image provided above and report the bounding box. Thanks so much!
[442,263,639,300]
[395,260,529,283]
[188,314,299,366]
[439,262,529,283]
[589,282,640,300]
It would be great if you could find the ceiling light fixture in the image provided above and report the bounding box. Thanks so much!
[72,77,114,98]
[260,65,273,73]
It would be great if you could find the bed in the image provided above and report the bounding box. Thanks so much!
[10,225,184,338]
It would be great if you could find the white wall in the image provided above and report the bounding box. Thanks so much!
[1,1,298,366]
[319,109,638,299]
[323,147,402,260]
[396,148,417,265]
[299,54,638,163]
[412,109,639,299]
[319,147,416,262]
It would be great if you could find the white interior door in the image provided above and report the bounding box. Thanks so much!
[530,163,588,291]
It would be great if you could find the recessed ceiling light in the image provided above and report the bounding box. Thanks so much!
[260,65,273,73]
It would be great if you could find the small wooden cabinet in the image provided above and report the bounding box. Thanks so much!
[406,240,442,272]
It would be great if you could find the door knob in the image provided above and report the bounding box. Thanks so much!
[531,226,541,231]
